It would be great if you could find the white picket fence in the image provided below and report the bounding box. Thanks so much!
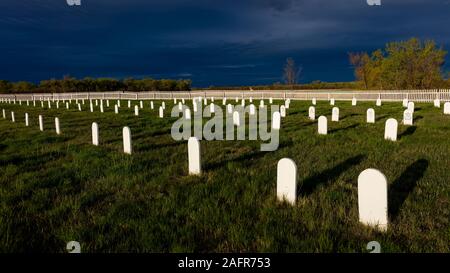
[1,89,450,102]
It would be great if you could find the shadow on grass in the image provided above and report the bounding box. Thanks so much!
[375,114,388,122]
[299,154,366,196]
[399,126,417,139]
[389,159,428,221]
[204,149,268,171]
[329,123,359,134]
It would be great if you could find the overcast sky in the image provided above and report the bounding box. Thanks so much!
[0,0,449,87]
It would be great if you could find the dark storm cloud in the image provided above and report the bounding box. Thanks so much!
[0,0,448,86]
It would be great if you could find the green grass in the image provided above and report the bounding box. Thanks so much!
[0,99,449,253]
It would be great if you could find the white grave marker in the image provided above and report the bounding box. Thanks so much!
[11,111,15,122]
[403,110,413,126]
[25,113,29,126]
[185,108,191,120]
[318,116,327,135]
[308,106,315,120]
[332,107,339,122]
[367,108,375,123]
[39,115,44,131]
[134,105,139,116]
[358,168,388,231]
[376,98,382,107]
[233,111,240,126]
[444,102,450,115]
[280,105,286,117]
[115,104,119,114]
[352,97,357,106]
[123,126,132,154]
[188,137,201,175]
[276,158,297,205]
[384,118,398,141]
[159,106,164,118]
[55,117,61,135]
[407,101,415,113]
[272,111,281,130]
[92,122,99,146]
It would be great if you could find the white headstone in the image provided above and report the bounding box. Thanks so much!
[178,102,183,111]
[128,100,131,108]
[376,98,382,107]
[284,100,290,109]
[134,105,139,116]
[90,102,94,112]
[55,117,61,135]
[123,126,132,154]
[269,97,273,104]
[115,104,119,114]
[276,158,297,205]
[188,137,201,175]
[39,115,44,131]
[318,116,327,135]
[193,101,198,112]
[11,111,15,122]
[332,107,339,122]
[272,111,281,130]
[106,100,110,107]
[92,122,99,146]
[434,99,440,108]
[222,98,226,105]
[280,105,286,117]
[249,104,256,115]
[182,98,185,104]
[312,98,316,105]
[402,98,408,108]
[444,102,450,115]
[407,101,414,113]
[367,108,375,123]
[204,98,208,105]
[241,99,245,107]
[25,113,29,126]
[233,111,240,126]
[78,104,82,111]
[249,97,253,103]
[100,103,104,113]
[66,102,69,109]
[403,110,413,126]
[162,101,166,109]
[227,104,233,114]
[159,106,164,118]
[308,106,315,120]
[260,100,264,108]
[48,101,51,109]
[210,103,215,113]
[330,98,335,105]
[185,108,191,120]
[95,100,98,106]
[358,168,388,231]
[352,97,357,106]
[140,101,143,109]
[117,100,120,107]
[150,101,154,109]
[384,118,398,141]
[2,109,5,119]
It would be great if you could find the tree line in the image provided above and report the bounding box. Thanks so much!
[0,77,192,93]
[349,38,448,90]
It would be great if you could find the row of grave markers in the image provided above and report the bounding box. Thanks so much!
[2,110,61,134]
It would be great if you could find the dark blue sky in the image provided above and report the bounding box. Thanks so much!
[0,0,449,87]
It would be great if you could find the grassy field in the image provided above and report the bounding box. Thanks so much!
[0,99,449,253]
